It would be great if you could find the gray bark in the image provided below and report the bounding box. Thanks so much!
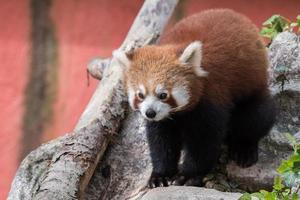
[8,1,179,200]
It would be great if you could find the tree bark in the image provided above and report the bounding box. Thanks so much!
[8,1,179,200]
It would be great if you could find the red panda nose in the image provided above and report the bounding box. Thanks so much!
[146,109,156,119]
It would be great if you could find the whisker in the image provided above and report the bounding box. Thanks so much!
[167,116,174,120]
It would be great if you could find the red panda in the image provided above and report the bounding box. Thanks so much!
[114,9,276,188]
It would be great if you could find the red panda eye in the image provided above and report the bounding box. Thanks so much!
[158,92,168,100]
[137,92,145,100]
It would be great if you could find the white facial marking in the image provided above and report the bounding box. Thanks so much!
[139,96,171,121]
[127,87,136,110]
[179,41,208,77]
[155,84,167,94]
[139,84,146,95]
[172,85,190,108]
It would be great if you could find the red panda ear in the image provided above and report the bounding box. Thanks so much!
[112,50,133,68]
[179,41,208,77]
[125,49,134,60]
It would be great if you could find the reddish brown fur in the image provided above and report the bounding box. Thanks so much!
[126,9,269,110]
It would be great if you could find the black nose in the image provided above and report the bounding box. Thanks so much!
[145,109,156,118]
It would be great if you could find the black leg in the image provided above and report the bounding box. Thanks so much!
[146,119,182,188]
[228,96,276,167]
[173,101,228,186]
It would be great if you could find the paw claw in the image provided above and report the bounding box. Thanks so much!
[172,174,203,186]
[172,175,186,186]
[148,173,171,188]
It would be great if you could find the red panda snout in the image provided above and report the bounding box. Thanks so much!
[139,96,171,121]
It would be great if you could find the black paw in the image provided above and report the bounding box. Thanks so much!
[172,173,204,186]
[229,144,258,168]
[148,173,172,188]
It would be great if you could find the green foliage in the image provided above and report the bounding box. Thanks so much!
[239,133,300,200]
[260,15,300,40]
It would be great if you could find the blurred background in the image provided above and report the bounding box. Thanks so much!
[1,0,299,198]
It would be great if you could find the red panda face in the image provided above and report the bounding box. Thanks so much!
[126,82,191,121]
[113,41,207,121]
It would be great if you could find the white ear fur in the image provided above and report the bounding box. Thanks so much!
[113,50,131,68]
[179,41,208,77]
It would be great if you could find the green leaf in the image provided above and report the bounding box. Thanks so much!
[251,192,265,199]
[280,190,290,199]
[289,154,300,162]
[261,15,292,40]
[260,189,270,195]
[239,193,252,200]
[282,188,291,196]
[260,27,277,39]
[273,176,284,191]
[262,15,281,26]
[265,191,277,200]
[283,196,290,200]
[260,27,273,34]
[285,133,297,146]
[297,15,300,27]
[278,160,292,173]
[263,15,290,30]
[292,193,300,200]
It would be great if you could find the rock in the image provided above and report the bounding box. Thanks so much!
[268,31,300,86]
[139,186,242,200]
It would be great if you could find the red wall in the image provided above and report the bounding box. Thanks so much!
[0,0,30,199]
[1,0,300,198]
[187,0,300,26]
